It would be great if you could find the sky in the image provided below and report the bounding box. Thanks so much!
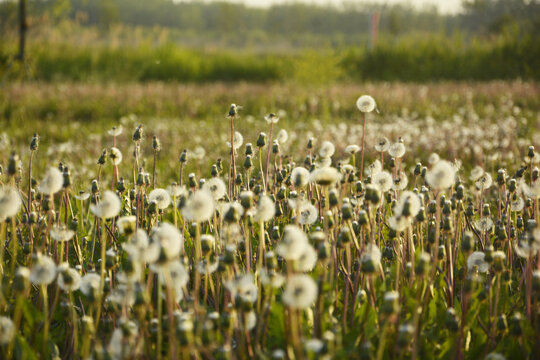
[198,0,463,14]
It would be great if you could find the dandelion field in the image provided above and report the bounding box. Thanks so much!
[0,81,539,359]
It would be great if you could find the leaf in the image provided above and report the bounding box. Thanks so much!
[14,335,38,360]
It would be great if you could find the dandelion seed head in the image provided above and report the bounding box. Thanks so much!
[282,274,318,309]
[319,141,335,158]
[109,147,123,165]
[30,254,57,285]
[148,188,171,209]
[38,167,64,195]
[467,251,489,273]
[202,178,227,201]
[426,160,456,190]
[356,95,376,113]
[0,187,22,221]
[182,190,215,222]
[90,190,121,219]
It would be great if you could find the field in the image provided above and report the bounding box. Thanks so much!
[0,80,539,359]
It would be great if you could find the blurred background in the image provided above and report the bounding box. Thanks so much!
[0,0,539,83]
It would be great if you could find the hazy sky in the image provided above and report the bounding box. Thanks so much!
[199,0,463,14]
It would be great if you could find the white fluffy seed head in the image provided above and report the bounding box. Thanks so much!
[426,160,456,190]
[254,195,275,222]
[38,167,64,195]
[182,190,215,223]
[91,191,121,219]
[282,274,318,309]
[0,187,22,221]
[356,95,376,113]
[149,188,171,209]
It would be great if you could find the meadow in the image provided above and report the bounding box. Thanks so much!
[0,80,539,359]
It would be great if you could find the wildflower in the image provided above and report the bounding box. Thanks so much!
[160,260,189,290]
[309,167,342,186]
[467,252,489,273]
[428,153,440,165]
[476,173,493,190]
[109,147,123,165]
[296,244,318,272]
[58,267,81,292]
[196,258,219,274]
[392,170,408,191]
[108,320,141,359]
[282,274,318,309]
[394,191,421,218]
[365,159,382,177]
[117,216,136,235]
[38,167,64,195]
[388,141,406,158]
[264,113,279,124]
[91,191,121,219]
[254,195,275,222]
[521,181,540,199]
[305,338,324,354]
[148,188,171,210]
[0,317,15,345]
[298,201,318,225]
[360,243,381,273]
[29,254,57,285]
[319,141,335,158]
[50,224,75,242]
[260,268,285,288]
[0,187,22,221]
[276,225,309,261]
[74,191,91,201]
[107,125,123,136]
[226,131,244,150]
[167,183,186,197]
[372,171,393,192]
[182,190,215,222]
[202,178,227,201]
[277,129,288,144]
[80,273,100,297]
[426,160,456,190]
[470,166,484,181]
[374,137,390,152]
[226,274,258,303]
[474,217,493,232]
[150,222,183,260]
[356,95,376,113]
[345,145,360,154]
[291,167,310,189]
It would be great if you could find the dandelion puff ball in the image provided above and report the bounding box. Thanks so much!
[0,317,15,345]
[467,251,489,273]
[91,190,121,219]
[291,167,310,189]
[426,160,456,190]
[30,254,57,285]
[0,187,22,220]
[151,222,184,260]
[182,190,215,223]
[38,167,64,195]
[356,95,376,113]
[109,147,123,165]
[282,274,318,309]
[254,195,275,222]
[203,178,227,201]
[149,188,171,210]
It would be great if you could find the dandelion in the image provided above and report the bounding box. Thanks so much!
[80,273,100,297]
[372,171,393,192]
[29,254,56,285]
[0,187,22,220]
[474,217,494,232]
[117,216,136,235]
[50,224,75,242]
[467,252,489,273]
[319,141,335,158]
[90,190,121,219]
[226,274,258,303]
[277,129,288,144]
[181,190,215,223]
[426,160,456,190]
[0,317,15,345]
[226,131,244,150]
[356,95,376,113]
[470,166,484,181]
[148,188,171,209]
[74,191,90,201]
[109,147,123,165]
[298,201,318,225]
[309,167,342,186]
[365,159,382,177]
[260,268,285,288]
[58,267,82,292]
[264,113,280,124]
[388,141,406,158]
[521,181,540,199]
[345,145,360,154]
[476,173,493,190]
[394,191,421,218]
[282,274,318,309]
[510,196,524,212]
[296,244,318,272]
[202,178,227,201]
[254,195,275,222]
[276,225,308,261]
[38,167,64,195]
[107,125,123,137]
[150,222,184,260]
[428,153,440,165]
[291,167,310,189]
[167,183,186,197]
[374,136,390,152]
